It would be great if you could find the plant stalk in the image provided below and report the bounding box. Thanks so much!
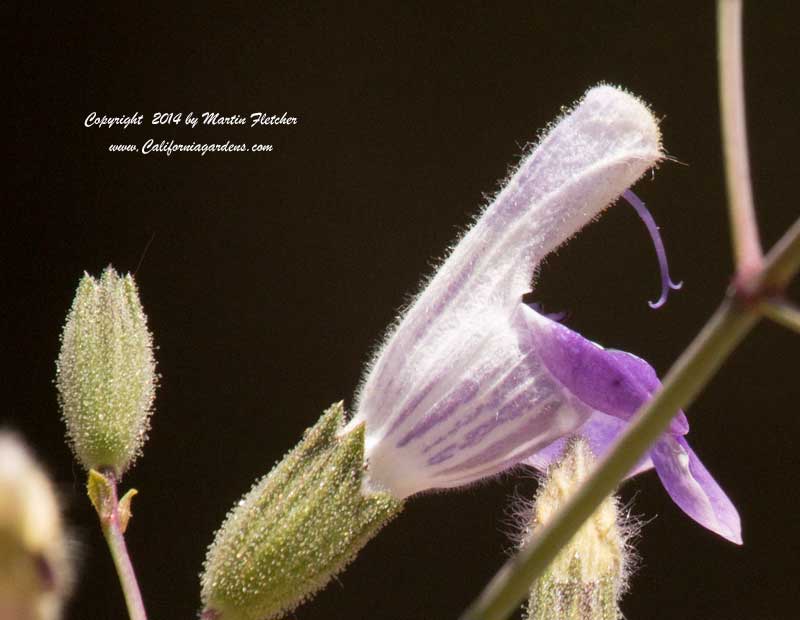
[761,299,800,334]
[758,217,800,292]
[98,476,148,620]
[718,0,763,280]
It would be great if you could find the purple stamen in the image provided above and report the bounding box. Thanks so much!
[622,189,683,309]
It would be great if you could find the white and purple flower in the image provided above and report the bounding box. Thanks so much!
[346,85,741,543]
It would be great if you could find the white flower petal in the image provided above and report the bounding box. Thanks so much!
[351,85,662,498]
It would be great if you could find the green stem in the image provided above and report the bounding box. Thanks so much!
[758,217,800,292]
[98,476,148,620]
[761,299,800,334]
[718,0,763,279]
[459,298,759,620]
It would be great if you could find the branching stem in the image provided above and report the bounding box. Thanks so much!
[761,299,800,334]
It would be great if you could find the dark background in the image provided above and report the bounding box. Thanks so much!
[5,2,799,619]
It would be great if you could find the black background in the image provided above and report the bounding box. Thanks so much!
[5,2,800,619]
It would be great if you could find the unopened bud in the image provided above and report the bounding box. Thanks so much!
[201,402,403,620]
[522,439,630,620]
[56,267,157,476]
[0,433,72,620]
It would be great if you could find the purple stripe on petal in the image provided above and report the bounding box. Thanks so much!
[383,379,438,436]
[446,365,544,437]
[442,373,553,454]
[427,443,458,466]
[409,255,479,343]
[397,379,481,447]
[421,433,448,455]
[422,351,544,453]
[459,385,555,451]
[408,364,509,451]
[435,400,565,477]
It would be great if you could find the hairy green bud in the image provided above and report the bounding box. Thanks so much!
[56,267,157,475]
[522,439,631,620]
[0,433,73,620]
[201,402,403,620]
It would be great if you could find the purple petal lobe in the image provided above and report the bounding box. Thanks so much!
[621,189,683,309]
[650,436,742,544]
[604,349,689,434]
[528,308,688,434]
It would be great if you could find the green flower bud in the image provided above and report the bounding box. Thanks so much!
[201,402,403,620]
[56,267,157,476]
[522,439,631,620]
[0,433,73,620]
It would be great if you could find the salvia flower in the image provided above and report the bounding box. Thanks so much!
[348,85,666,499]
[351,83,739,543]
[56,267,157,476]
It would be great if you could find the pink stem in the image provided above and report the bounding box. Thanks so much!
[718,0,763,282]
[99,474,148,620]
